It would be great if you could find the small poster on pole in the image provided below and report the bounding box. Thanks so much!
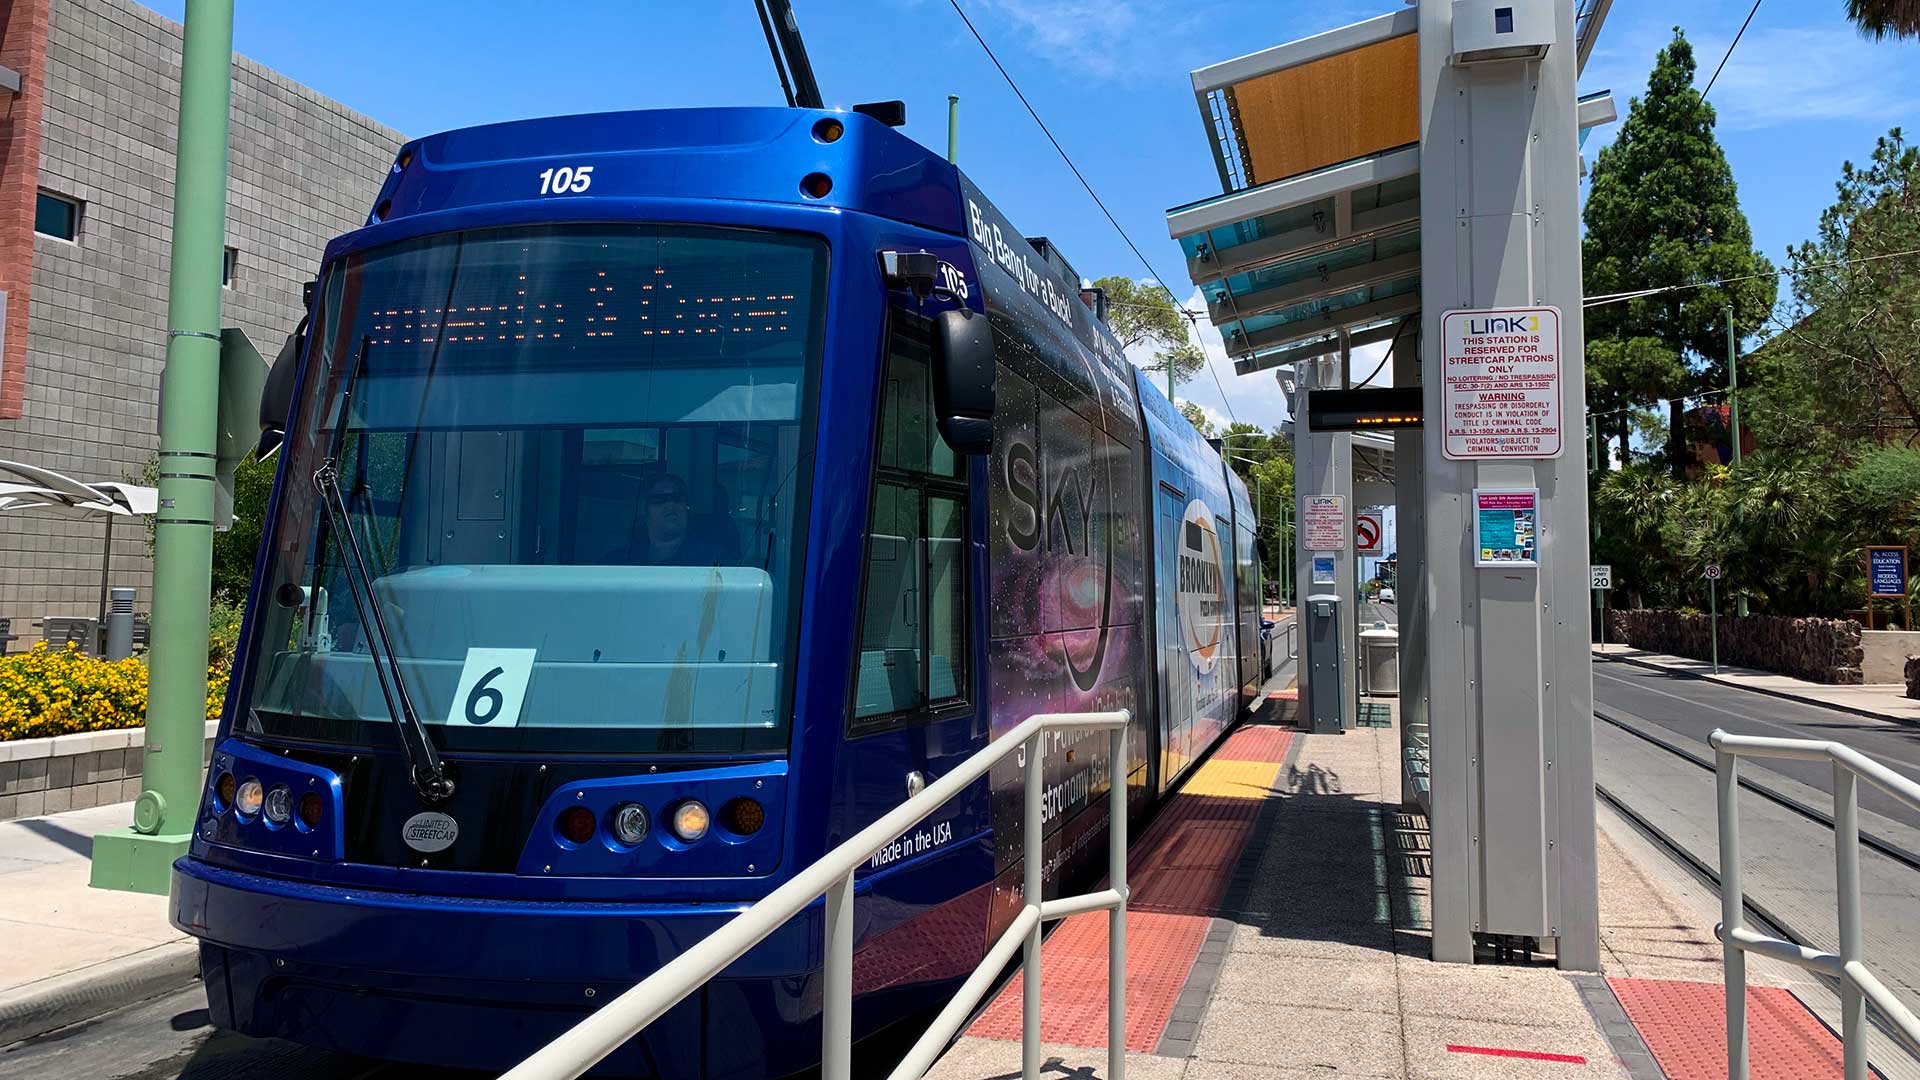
[1473,488,1539,568]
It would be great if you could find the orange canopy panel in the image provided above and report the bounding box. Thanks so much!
[1230,34,1419,185]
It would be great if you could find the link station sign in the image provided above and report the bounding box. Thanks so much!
[1441,306,1563,459]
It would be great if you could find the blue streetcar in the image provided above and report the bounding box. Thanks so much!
[172,105,1265,1077]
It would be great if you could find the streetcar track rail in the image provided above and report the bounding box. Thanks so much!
[1593,713,1920,1069]
[1595,710,1920,873]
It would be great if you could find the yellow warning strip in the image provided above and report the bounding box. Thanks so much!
[1178,758,1284,800]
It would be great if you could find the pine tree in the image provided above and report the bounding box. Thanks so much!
[1582,29,1776,473]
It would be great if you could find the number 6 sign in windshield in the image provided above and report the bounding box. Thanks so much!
[445,648,537,728]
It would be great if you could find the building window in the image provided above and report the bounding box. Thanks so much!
[223,247,238,287]
[34,191,79,241]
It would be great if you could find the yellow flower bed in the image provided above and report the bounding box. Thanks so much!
[0,640,233,743]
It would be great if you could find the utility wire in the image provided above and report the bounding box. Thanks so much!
[1702,0,1762,100]
[1582,245,1920,308]
[945,0,1242,427]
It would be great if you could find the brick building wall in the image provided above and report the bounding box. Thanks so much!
[0,0,402,636]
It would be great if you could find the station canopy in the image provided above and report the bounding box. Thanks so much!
[1166,3,1615,378]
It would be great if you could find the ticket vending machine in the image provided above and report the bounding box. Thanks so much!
[1305,592,1344,734]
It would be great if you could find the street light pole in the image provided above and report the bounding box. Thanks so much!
[91,0,235,895]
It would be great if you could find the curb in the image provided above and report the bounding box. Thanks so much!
[0,939,199,1047]
[1595,650,1920,730]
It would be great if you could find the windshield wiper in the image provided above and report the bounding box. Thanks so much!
[311,341,455,803]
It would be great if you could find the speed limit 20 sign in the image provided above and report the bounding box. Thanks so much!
[1590,565,1612,591]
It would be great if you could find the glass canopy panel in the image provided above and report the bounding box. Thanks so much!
[1219,273,1421,344]
[1212,229,1420,303]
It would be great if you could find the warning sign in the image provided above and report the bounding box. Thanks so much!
[1441,306,1563,459]
[1303,495,1346,551]
[1356,512,1383,556]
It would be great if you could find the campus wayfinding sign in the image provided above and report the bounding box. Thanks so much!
[1441,307,1563,459]
[1869,545,1907,598]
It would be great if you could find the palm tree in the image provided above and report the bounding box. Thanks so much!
[1848,0,1920,40]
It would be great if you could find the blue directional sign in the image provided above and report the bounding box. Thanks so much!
[1869,546,1907,598]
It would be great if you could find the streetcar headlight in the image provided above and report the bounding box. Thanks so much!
[263,785,293,826]
[235,778,265,818]
[611,803,650,846]
[671,800,710,842]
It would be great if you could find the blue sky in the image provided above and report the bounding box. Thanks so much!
[144,0,1919,432]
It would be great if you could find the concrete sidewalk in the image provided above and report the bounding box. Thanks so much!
[0,801,197,1045]
[931,709,1664,1080]
[1596,642,1920,727]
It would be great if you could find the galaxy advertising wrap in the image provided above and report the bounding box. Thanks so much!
[960,176,1148,929]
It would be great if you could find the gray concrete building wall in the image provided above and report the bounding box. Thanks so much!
[0,0,401,637]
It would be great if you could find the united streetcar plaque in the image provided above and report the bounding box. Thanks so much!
[1441,306,1563,459]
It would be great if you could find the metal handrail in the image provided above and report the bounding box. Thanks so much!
[501,710,1133,1080]
[1709,729,1920,1080]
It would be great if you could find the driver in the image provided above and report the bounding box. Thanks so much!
[626,471,740,566]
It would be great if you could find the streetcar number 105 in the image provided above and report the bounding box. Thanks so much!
[538,165,594,195]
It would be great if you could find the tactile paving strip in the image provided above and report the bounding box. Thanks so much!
[1609,978,1874,1079]
[1207,725,1294,763]
[965,910,1212,1050]
[965,725,1290,1052]
[1128,795,1263,915]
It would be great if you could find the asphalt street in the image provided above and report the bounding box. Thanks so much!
[1592,658,1920,830]
[1366,600,1920,827]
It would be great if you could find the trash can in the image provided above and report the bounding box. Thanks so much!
[1359,622,1399,697]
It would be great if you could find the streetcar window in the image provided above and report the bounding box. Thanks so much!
[241,223,827,756]
[851,309,970,731]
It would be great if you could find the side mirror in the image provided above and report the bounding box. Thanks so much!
[931,307,994,456]
[255,316,307,459]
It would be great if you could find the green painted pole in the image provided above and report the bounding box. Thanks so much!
[946,95,958,163]
[1728,307,1748,617]
[92,0,234,895]
[1727,306,1741,468]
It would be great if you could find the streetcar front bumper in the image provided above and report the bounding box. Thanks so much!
[172,857,827,1078]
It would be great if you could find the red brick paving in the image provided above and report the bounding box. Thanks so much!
[965,727,1289,1050]
[1609,978,1874,1079]
[965,910,1211,1050]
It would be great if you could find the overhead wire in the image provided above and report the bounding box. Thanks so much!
[1702,0,1763,100]
[945,0,1240,426]
[1582,245,1920,308]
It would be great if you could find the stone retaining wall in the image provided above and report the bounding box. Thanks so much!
[0,723,217,821]
[1613,610,1865,684]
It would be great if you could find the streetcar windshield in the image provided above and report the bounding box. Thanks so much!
[240,223,826,755]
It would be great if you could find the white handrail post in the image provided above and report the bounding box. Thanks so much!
[1023,732,1045,1080]
[1715,742,1749,1080]
[823,869,855,1080]
[1833,761,1866,1080]
[1107,724,1128,1080]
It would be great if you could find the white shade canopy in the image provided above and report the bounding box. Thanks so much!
[0,461,155,518]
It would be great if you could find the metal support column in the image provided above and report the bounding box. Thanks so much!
[1417,0,1600,968]
[1395,327,1427,806]
[92,0,235,894]
[1294,367,1357,732]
